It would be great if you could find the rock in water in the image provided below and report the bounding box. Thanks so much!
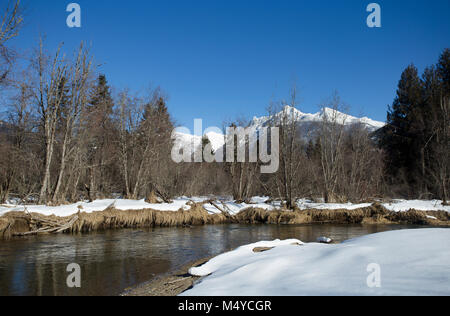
[317,237,333,244]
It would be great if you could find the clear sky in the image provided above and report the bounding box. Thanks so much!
[7,0,450,129]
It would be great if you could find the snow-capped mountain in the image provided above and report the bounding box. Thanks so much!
[173,106,385,150]
[251,106,385,132]
[173,130,225,152]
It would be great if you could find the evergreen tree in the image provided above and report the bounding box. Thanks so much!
[437,49,450,93]
[85,74,116,200]
[431,49,450,202]
[88,74,114,125]
[381,50,449,201]
[381,65,423,194]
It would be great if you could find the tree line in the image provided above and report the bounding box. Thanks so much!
[0,1,448,207]
[381,50,449,202]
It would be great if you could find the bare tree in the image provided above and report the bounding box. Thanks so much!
[318,92,348,203]
[344,124,384,201]
[0,0,23,86]
[31,40,68,204]
[0,70,39,203]
[223,118,259,202]
[272,87,304,209]
[117,90,134,198]
[428,96,449,203]
[51,43,93,203]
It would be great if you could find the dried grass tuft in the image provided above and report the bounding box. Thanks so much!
[234,203,449,226]
[1,202,448,239]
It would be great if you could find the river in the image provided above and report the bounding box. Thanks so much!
[0,223,425,296]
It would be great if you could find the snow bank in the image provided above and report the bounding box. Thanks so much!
[1,196,448,218]
[0,197,209,217]
[0,196,273,218]
[182,229,450,296]
[297,199,372,210]
[202,199,275,215]
[277,198,450,213]
[189,239,303,277]
[382,200,450,212]
[296,199,450,212]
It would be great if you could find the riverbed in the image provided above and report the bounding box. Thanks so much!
[0,223,426,296]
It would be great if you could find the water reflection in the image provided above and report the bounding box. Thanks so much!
[0,224,423,296]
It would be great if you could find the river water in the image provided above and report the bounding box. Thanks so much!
[0,223,424,296]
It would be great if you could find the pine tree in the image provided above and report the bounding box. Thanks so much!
[437,49,450,93]
[431,49,450,202]
[381,64,423,195]
[88,74,114,125]
[382,50,450,201]
[85,74,116,200]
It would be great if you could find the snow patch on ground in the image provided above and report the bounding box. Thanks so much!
[202,200,275,215]
[297,199,372,210]
[0,197,209,217]
[296,199,450,212]
[189,239,303,277]
[382,200,449,212]
[182,229,450,296]
[1,197,448,218]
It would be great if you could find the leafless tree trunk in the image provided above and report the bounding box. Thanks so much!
[267,86,305,209]
[118,92,132,198]
[52,43,92,203]
[33,40,68,204]
[319,92,347,203]
[223,120,258,202]
[428,96,449,203]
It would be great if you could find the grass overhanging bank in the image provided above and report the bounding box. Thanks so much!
[0,203,228,239]
[1,201,449,239]
[235,203,450,225]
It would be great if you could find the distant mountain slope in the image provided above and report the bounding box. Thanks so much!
[173,130,225,152]
[173,106,386,151]
[251,106,385,132]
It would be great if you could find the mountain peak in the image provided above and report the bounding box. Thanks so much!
[174,107,385,151]
[250,106,385,131]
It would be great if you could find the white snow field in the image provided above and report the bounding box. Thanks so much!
[182,229,450,296]
[0,197,449,217]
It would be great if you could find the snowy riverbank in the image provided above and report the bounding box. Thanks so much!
[1,197,449,218]
[182,229,450,296]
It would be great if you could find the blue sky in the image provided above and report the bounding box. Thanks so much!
[7,0,450,129]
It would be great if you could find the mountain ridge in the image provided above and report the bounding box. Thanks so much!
[251,106,385,131]
[173,106,386,151]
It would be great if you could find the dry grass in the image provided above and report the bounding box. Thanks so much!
[0,213,30,238]
[1,202,448,239]
[71,203,228,233]
[0,217,10,237]
[0,203,229,238]
[234,203,450,226]
[145,191,161,204]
